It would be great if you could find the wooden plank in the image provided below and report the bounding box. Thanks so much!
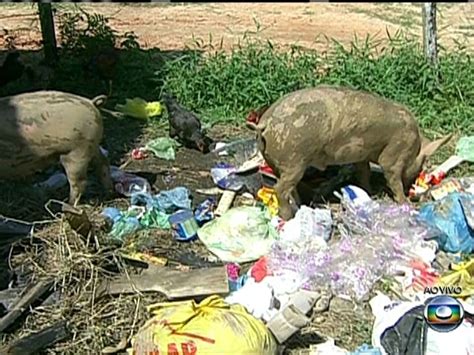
[98,266,229,300]
[0,320,69,355]
[0,279,53,333]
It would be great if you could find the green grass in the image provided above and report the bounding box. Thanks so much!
[160,31,473,136]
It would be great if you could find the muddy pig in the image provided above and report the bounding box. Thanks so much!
[0,90,113,204]
[255,85,452,220]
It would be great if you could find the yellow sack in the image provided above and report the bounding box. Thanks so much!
[128,295,278,355]
[116,98,163,119]
[436,258,474,298]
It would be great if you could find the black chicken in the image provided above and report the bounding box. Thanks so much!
[83,47,119,96]
[0,52,25,87]
[161,94,211,153]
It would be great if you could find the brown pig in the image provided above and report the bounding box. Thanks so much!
[0,90,113,204]
[255,85,452,220]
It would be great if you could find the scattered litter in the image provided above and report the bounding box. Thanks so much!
[119,252,167,267]
[251,256,272,282]
[419,192,474,253]
[226,263,247,292]
[278,205,332,245]
[128,295,278,355]
[110,166,152,197]
[306,338,349,354]
[130,147,148,160]
[350,344,382,355]
[168,209,199,242]
[144,137,178,161]
[410,135,474,197]
[35,171,68,190]
[257,187,279,216]
[370,293,474,355]
[370,293,426,355]
[215,190,236,216]
[266,289,320,343]
[132,187,192,214]
[194,198,216,226]
[115,97,163,119]
[455,135,474,161]
[196,187,225,195]
[437,258,474,298]
[211,162,244,191]
[102,208,142,243]
[430,178,464,200]
[197,206,278,263]
[270,186,440,301]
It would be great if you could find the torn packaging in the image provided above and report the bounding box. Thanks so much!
[255,85,451,220]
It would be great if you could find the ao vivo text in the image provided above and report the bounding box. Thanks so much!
[423,285,462,295]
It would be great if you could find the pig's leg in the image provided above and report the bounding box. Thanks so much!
[354,161,371,193]
[378,147,408,204]
[60,148,92,205]
[94,147,113,198]
[274,165,306,220]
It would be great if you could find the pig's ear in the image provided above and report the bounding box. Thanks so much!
[420,133,453,157]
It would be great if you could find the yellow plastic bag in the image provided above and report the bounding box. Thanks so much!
[436,258,474,298]
[257,187,279,216]
[128,295,278,355]
[116,98,163,119]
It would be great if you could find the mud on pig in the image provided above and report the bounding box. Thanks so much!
[255,85,452,220]
[0,90,113,204]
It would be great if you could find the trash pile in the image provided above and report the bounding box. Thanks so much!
[1,133,474,355]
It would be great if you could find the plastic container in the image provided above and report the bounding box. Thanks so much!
[168,210,199,242]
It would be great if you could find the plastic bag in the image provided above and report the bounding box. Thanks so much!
[127,295,278,355]
[418,192,474,253]
[197,206,278,263]
[279,205,332,245]
[269,185,440,301]
[116,98,163,119]
[455,136,474,161]
[369,294,426,355]
[144,137,178,161]
[210,162,244,191]
[110,166,152,197]
[131,187,192,214]
[437,258,474,298]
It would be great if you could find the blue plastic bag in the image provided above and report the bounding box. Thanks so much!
[350,344,382,355]
[131,187,192,214]
[418,192,474,254]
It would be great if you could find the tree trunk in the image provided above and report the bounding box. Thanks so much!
[38,3,58,66]
[422,3,438,67]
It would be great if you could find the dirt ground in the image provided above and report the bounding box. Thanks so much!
[1,3,473,51]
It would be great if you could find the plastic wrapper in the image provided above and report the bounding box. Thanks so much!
[194,198,216,226]
[418,192,474,253]
[197,206,278,263]
[131,187,192,214]
[268,185,441,301]
[144,137,178,161]
[210,162,245,191]
[110,166,152,197]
